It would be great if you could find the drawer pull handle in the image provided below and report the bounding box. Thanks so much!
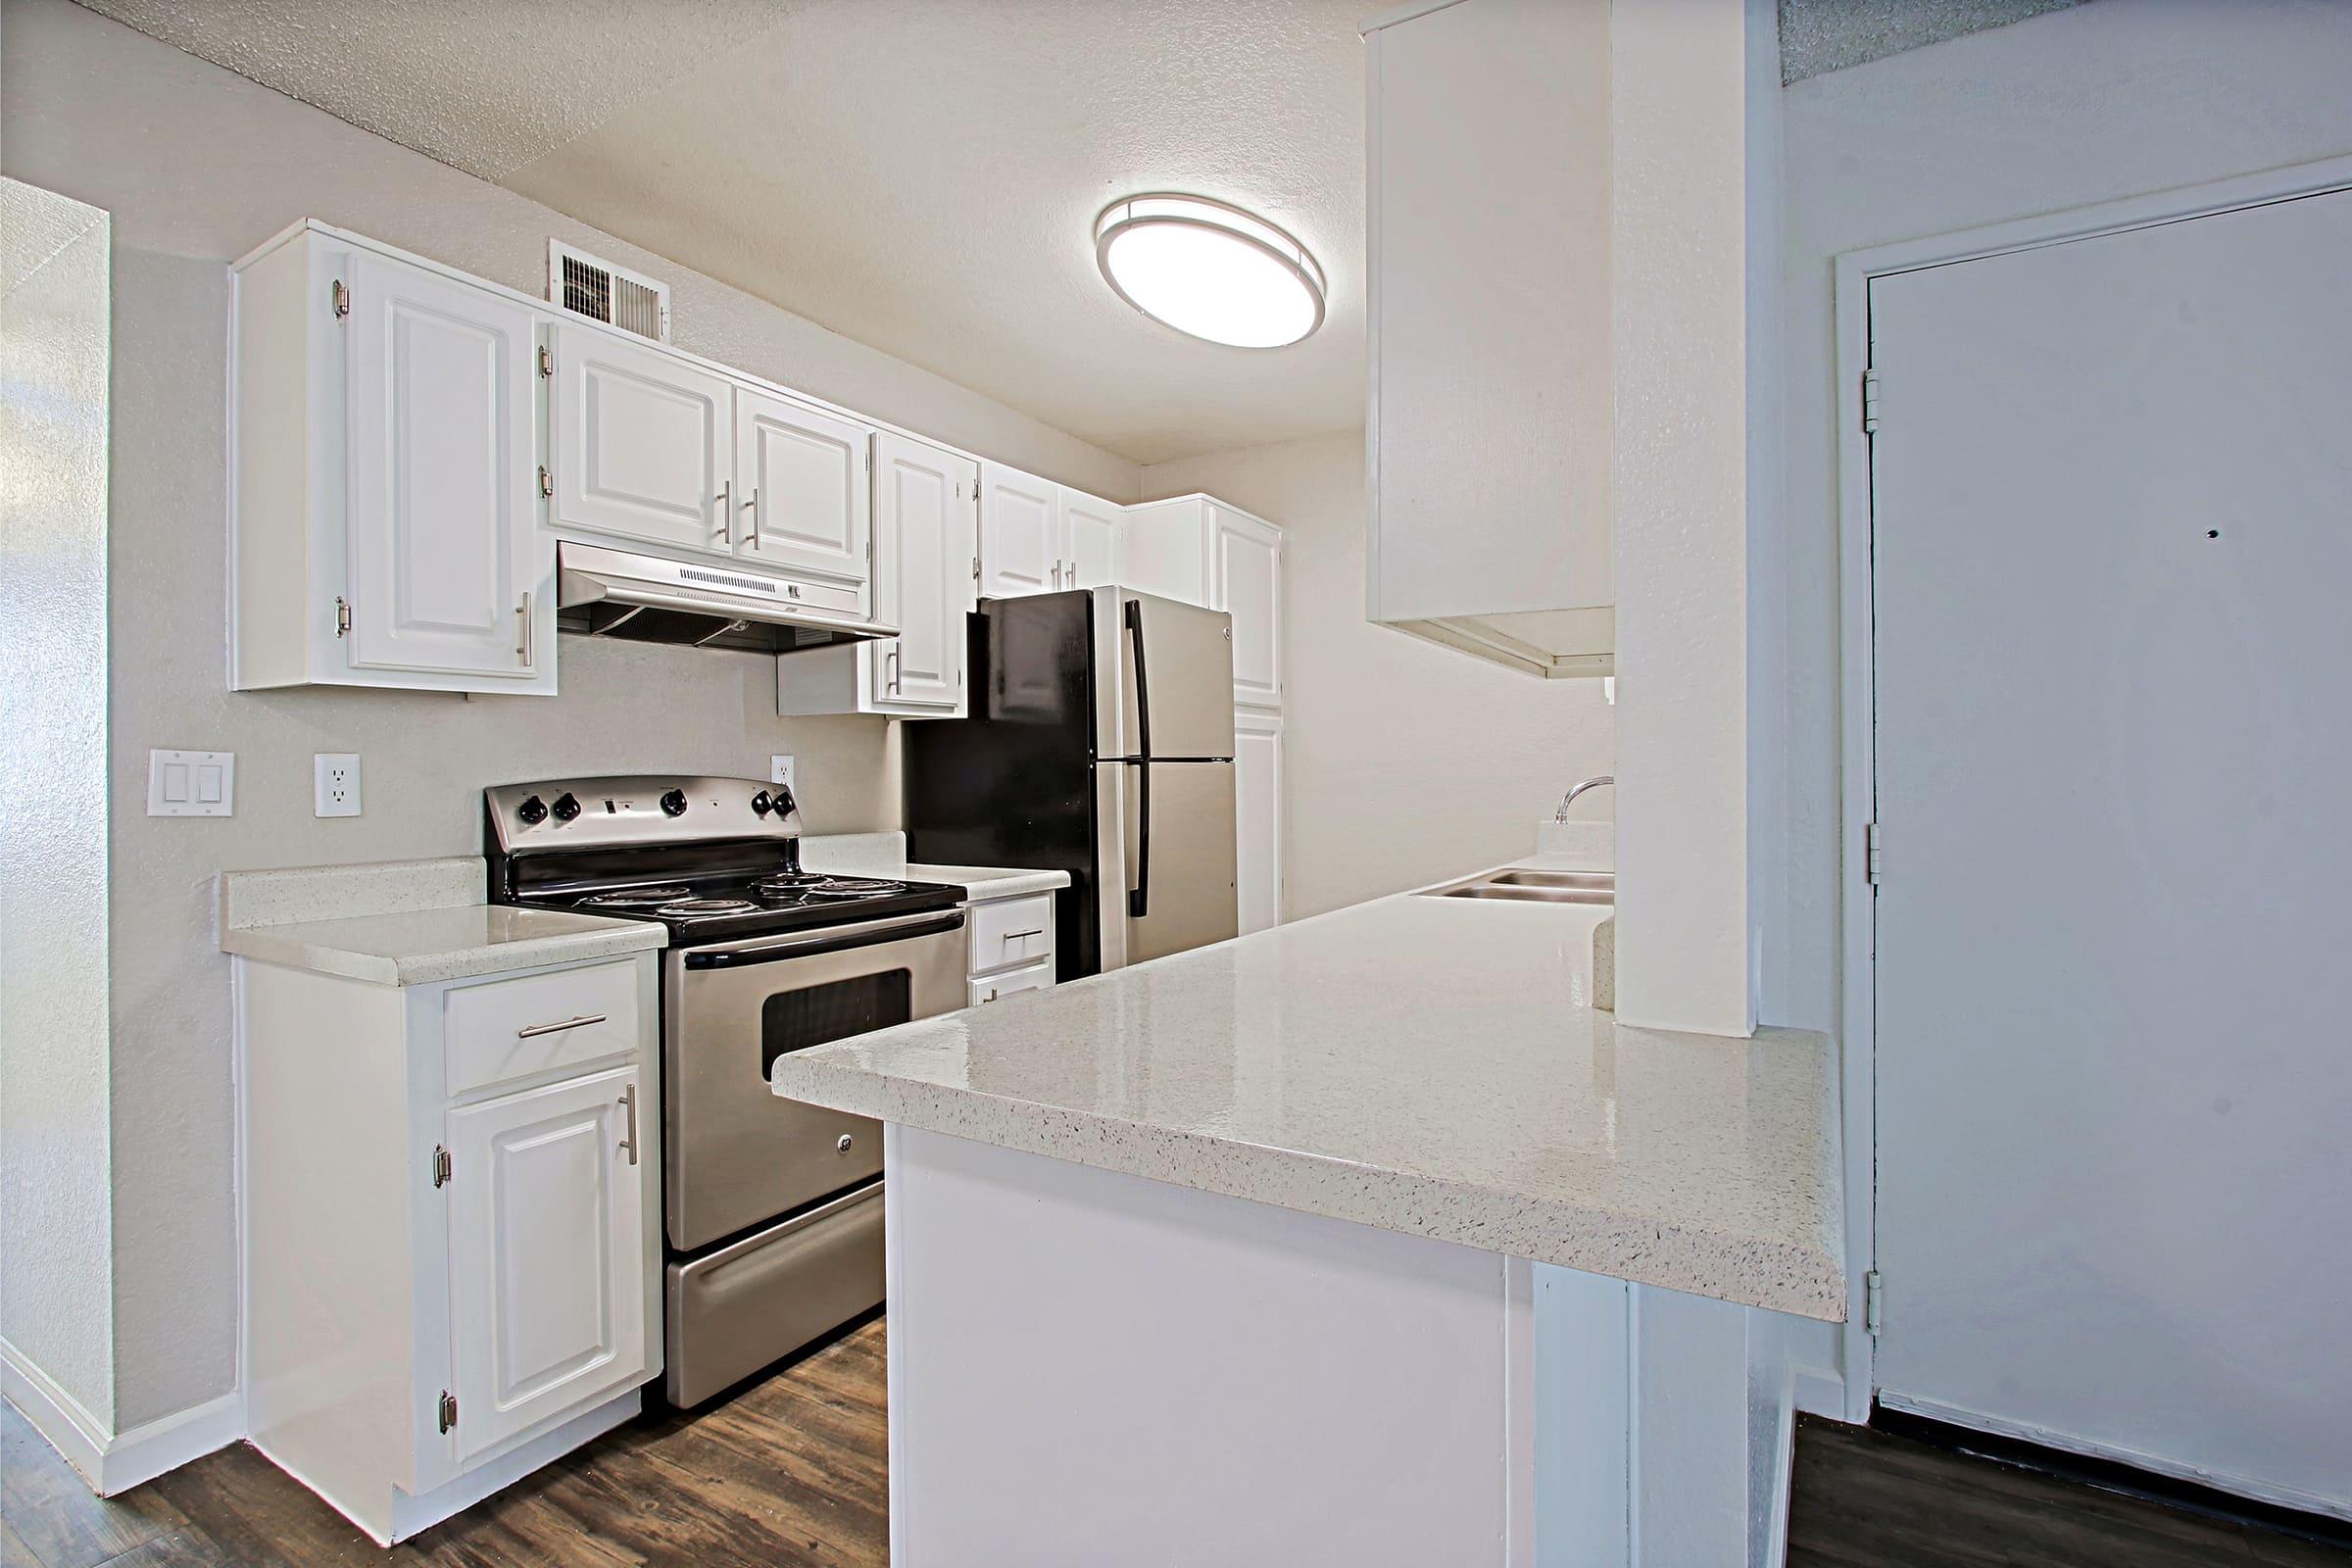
[1002,928,1044,942]
[515,1012,607,1040]
[618,1084,639,1166]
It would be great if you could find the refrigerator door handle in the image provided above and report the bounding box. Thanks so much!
[1124,599,1152,918]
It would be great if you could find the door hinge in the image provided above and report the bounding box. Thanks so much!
[431,1145,452,1188]
[437,1390,458,1433]
[1864,1270,1884,1338]
[537,465,554,500]
[1861,368,1883,434]
[1864,821,1883,886]
[334,596,352,638]
[537,345,553,378]
[331,279,351,320]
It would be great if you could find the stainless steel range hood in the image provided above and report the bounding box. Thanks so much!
[556,541,896,656]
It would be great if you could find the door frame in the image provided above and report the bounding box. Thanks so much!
[1831,150,2352,1427]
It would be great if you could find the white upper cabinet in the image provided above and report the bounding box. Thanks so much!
[445,1063,650,1461]
[872,435,979,711]
[548,322,734,556]
[734,389,873,586]
[229,229,556,694]
[1059,489,1123,590]
[1363,0,1613,677]
[344,251,544,683]
[1211,507,1283,711]
[979,462,1060,598]
[979,462,1125,598]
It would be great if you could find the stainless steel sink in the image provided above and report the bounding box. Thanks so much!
[1420,868,1615,906]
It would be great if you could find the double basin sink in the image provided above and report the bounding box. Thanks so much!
[1421,868,1615,906]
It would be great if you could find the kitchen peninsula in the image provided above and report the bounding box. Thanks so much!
[770,875,1845,1567]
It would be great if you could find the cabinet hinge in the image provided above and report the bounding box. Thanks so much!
[1861,368,1883,434]
[437,1390,458,1433]
[537,345,553,378]
[331,279,351,320]
[537,465,554,500]
[971,555,981,585]
[1864,1270,1884,1338]
[334,596,352,638]
[431,1145,452,1188]
[1864,821,1883,887]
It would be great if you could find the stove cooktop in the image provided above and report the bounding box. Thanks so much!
[514,871,965,943]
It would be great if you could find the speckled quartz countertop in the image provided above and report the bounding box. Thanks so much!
[219,858,664,986]
[770,883,1846,1322]
[799,832,1069,902]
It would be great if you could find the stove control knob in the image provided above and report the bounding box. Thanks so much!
[516,794,549,826]
[750,790,773,816]
[660,788,689,817]
[550,792,581,823]
[770,784,797,819]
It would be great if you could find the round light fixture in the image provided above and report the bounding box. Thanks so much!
[1095,193,1327,350]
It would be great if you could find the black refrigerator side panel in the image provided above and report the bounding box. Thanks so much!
[904,592,1103,979]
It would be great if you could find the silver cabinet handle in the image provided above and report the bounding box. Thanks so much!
[1052,562,1062,588]
[516,591,533,666]
[742,485,759,549]
[886,648,901,693]
[716,479,732,546]
[1068,559,1079,586]
[1003,928,1044,942]
[618,1083,639,1166]
[515,1012,607,1039]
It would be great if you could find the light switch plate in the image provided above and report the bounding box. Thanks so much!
[315,754,362,817]
[771,756,796,788]
[148,750,234,816]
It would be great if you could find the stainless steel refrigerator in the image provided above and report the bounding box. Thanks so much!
[903,587,1238,978]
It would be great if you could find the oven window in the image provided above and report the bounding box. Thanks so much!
[760,969,913,1080]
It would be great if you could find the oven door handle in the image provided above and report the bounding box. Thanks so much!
[681,909,966,970]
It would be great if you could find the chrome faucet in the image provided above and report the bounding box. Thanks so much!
[1554,775,1613,821]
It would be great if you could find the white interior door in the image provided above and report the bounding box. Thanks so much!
[1211,507,1282,710]
[979,462,1058,598]
[1234,710,1285,935]
[343,252,542,681]
[871,434,977,711]
[446,1065,649,1459]
[549,323,732,554]
[1058,488,1123,590]
[735,388,872,585]
[1871,186,2352,1513]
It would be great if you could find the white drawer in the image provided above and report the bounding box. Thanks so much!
[967,893,1054,977]
[969,959,1054,1008]
[443,957,645,1096]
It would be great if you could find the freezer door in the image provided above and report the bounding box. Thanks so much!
[1097,760,1238,969]
[1094,589,1237,760]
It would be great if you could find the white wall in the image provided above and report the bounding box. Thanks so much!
[0,0,1143,1430]
[1140,433,1613,919]
[1778,0,2352,1034]
[0,179,116,1431]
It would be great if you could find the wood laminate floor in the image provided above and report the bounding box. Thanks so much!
[10,1331,2349,1567]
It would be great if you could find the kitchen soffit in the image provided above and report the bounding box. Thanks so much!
[76,0,1370,466]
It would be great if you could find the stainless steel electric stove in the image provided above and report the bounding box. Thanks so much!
[484,774,966,1405]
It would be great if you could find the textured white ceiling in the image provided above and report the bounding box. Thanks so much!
[79,0,1367,465]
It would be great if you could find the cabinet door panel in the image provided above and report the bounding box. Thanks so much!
[551,325,731,553]
[871,435,978,711]
[1059,489,1123,590]
[736,389,873,586]
[344,253,540,680]
[446,1065,649,1459]
[1235,711,1285,934]
[979,462,1058,598]
[1212,507,1283,710]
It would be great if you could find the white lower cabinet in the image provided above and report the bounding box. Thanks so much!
[965,889,1058,1004]
[778,432,978,718]
[1234,710,1286,934]
[238,952,661,1545]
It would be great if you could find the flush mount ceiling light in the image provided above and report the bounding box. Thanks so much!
[1095,194,1327,349]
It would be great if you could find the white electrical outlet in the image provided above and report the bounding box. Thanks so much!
[771,756,796,788]
[315,754,362,817]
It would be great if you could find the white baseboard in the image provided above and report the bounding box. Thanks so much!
[1,1334,244,1496]
[1879,1391,2352,1526]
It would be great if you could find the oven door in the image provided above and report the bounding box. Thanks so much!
[664,907,965,1254]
